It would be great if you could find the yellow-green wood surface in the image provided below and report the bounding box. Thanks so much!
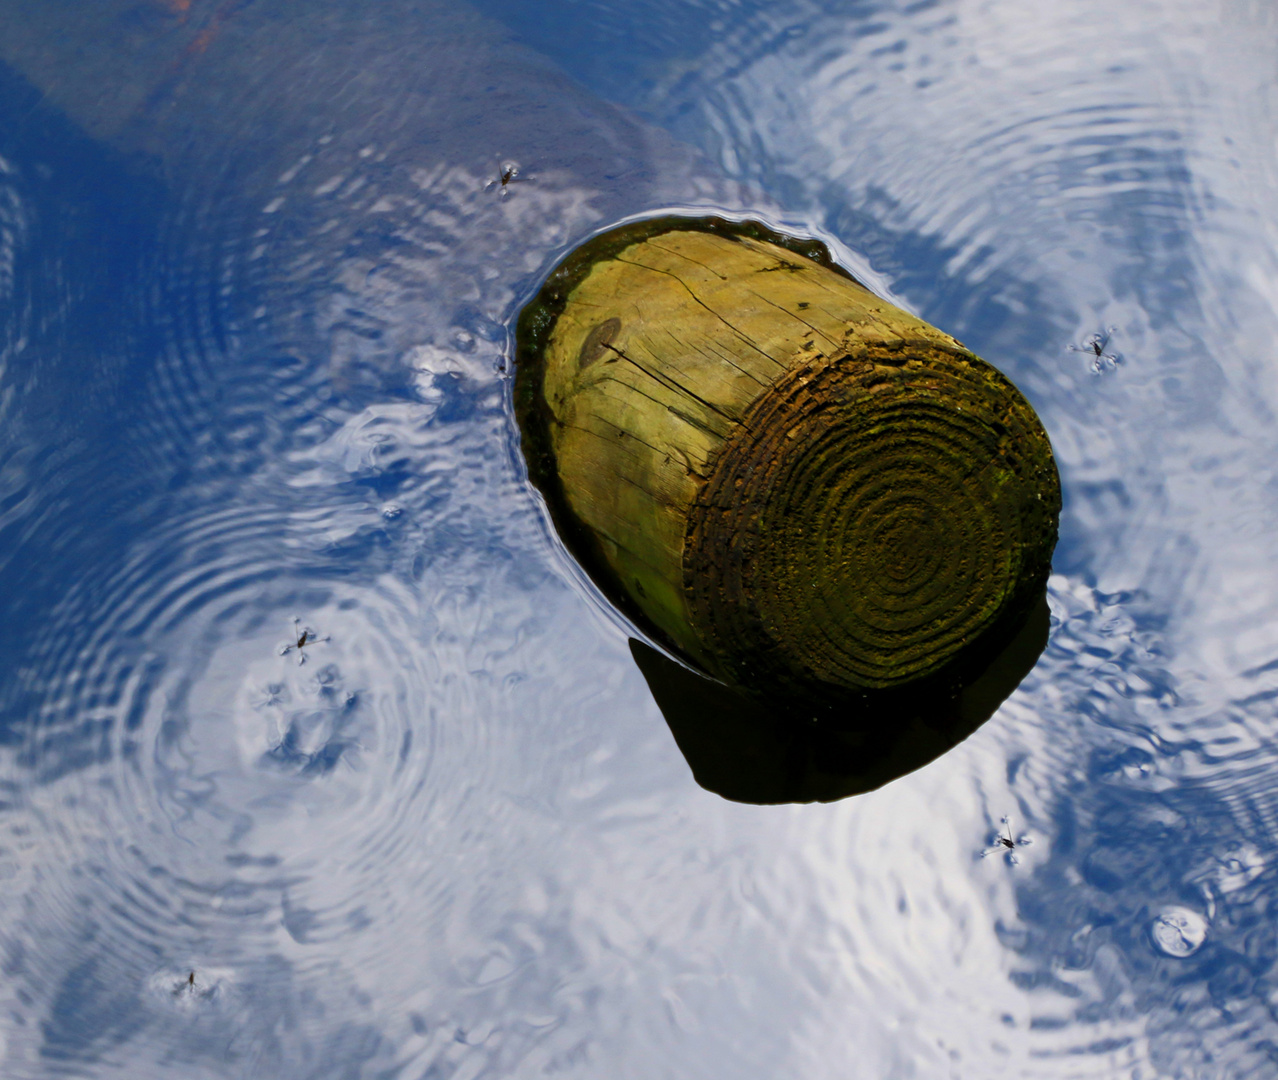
[517,218,1059,709]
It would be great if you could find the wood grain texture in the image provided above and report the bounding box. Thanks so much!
[517,219,1059,710]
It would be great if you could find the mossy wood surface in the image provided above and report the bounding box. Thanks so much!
[516,218,1060,707]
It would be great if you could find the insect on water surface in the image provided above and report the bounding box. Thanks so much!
[281,617,329,665]
[484,160,530,198]
[982,817,1032,864]
[1069,326,1121,373]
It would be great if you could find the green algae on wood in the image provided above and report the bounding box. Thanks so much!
[515,216,1060,711]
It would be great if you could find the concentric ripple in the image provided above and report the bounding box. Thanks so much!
[686,345,1060,698]
[0,3,762,1070]
[3,0,1278,1076]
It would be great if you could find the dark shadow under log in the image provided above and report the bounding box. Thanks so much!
[632,593,1050,804]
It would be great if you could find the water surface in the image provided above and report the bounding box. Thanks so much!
[1,0,1277,1076]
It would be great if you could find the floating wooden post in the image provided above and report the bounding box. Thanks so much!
[516,217,1060,714]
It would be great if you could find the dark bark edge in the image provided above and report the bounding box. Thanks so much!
[513,215,857,667]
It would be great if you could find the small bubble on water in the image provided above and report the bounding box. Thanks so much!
[1150,905,1208,957]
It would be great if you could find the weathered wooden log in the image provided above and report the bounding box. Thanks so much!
[516,217,1060,712]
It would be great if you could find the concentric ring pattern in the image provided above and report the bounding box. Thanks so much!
[685,345,1059,699]
[3,0,1278,1075]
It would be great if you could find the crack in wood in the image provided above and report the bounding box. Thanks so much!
[614,254,788,370]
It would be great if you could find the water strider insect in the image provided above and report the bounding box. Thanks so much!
[484,160,530,197]
[982,817,1032,864]
[281,617,329,665]
[1069,326,1120,373]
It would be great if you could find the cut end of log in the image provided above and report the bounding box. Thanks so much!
[515,216,1060,712]
[685,342,1058,698]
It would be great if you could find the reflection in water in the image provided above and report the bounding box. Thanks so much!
[633,596,1050,804]
[0,5,749,1072]
[0,0,1277,1075]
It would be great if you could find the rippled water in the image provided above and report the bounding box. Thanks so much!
[1,0,1277,1076]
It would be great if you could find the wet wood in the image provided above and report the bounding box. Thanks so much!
[517,218,1059,710]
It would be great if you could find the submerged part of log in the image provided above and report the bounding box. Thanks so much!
[632,592,1050,804]
[515,216,1060,711]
